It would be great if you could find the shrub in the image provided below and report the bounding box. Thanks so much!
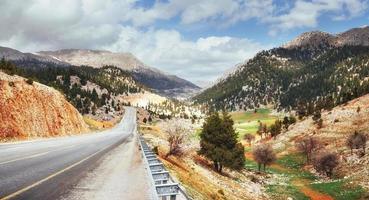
[269,120,282,138]
[153,146,159,155]
[289,115,297,124]
[317,119,323,129]
[282,115,297,130]
[244,133,255,145]
[148,116,153,123]
[26,78,33,85]
[312,111,321,122]
[313,152,339,177]
[346,131,367,155]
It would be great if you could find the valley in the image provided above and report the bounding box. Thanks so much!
[1,25,369,200]
[135,27,369,200]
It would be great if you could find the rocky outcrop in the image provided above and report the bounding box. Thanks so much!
[282,31,334,49]
[0,72,89,139]
[283,26,369,49]
[37,49,145,71]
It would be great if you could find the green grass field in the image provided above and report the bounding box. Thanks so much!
[192,108,278,140]
[246,151,367,200]
[231,108,278,139]
[311,180,367,200]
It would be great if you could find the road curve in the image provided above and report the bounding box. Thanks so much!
[0,107,139,200]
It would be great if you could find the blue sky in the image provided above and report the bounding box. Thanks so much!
[0,0,368,87]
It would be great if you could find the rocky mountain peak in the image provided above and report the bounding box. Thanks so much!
[282,31,334,49]
[37,49,146,71]
[283,26,369,49]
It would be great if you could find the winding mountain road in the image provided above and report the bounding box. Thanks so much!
[0,107,153,200]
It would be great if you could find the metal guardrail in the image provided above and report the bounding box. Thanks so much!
[139,136,183,200]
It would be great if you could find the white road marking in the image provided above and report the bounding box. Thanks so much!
[0,145,76,165]
[0,145,110,200]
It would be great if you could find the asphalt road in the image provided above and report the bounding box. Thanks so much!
[0,107,138,200]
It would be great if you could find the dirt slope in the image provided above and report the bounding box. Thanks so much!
[0,72,89,140]
[274,94,369,189]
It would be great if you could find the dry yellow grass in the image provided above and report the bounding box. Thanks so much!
[159,153,225,200]
[83,116,114,130]
[141,123,262,200]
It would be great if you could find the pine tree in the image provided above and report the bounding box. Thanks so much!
[198,112,245,173]
[91,89,98,103]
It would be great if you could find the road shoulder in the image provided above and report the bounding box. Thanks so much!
[61,134,155,200]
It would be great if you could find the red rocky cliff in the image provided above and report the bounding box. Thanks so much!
[0,72,89,139]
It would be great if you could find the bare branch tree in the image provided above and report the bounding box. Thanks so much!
[252,144,276,171]
[296,136,319,163]
[244,133,255,146]
[164,121,189,157]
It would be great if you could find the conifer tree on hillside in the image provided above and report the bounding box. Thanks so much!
[0,58,18,75]
[198,111,245,173]
[269,120,282,139]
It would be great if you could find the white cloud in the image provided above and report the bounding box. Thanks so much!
[104,28,268,86]
[0,0,271,86]
[267,0,368,35]
[0,0,367,86]
[125,0,274,27]
[125,0,368,33]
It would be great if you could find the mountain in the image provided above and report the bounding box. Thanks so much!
[37,49,200,98]
[194,26,369,114]
[0,46,67,66]
[0,71,89,139]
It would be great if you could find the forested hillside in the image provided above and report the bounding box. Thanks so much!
[194,28,369,116]
[0,58,143,116]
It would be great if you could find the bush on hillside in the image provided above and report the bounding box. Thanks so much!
[252,144,276,171]
[313,152,339,177]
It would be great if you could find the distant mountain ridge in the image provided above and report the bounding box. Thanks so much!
[37,49,200,98]
[0,47,200,98]
[194,26,369,113]
[0,46,67,66]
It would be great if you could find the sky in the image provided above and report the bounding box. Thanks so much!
[0,0,368,87]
